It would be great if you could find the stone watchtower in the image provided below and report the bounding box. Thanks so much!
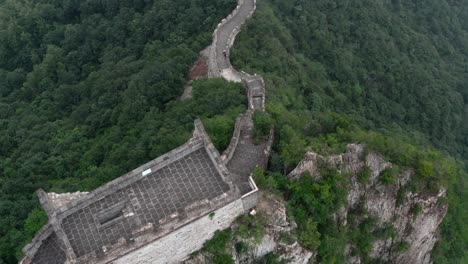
[21,120,261,264]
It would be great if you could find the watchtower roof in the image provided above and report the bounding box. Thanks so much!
[22,120,249,264]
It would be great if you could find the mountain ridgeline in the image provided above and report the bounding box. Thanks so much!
[232,0,468,160]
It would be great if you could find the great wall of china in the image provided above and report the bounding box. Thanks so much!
[21,0,270,263]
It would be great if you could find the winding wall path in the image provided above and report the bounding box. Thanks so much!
[208,0,272,192]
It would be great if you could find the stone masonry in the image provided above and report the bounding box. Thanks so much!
[22,120,259,264]
[22,0,268,263]
[114,199,245,264]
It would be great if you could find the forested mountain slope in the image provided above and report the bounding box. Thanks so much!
[0,0,467,263]
[233,0,467,160]
[230,0,467,263]
[0,0,245,263]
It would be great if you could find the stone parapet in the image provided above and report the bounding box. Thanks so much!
[241,176,259,211]
[22,225,54,259]
[53,137,205,219]
[221,112,251,164]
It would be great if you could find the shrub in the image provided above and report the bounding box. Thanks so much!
[397,241,410,252]
[279,231,296,245]
[252,166,267,188]
[235,241,249,254]
[253,111,273,143]
[213,254,235,264]
[23,208,47,238]
[235,214,265,244]
[254,252,285,264]
[349,217,378,257]
[410,203,423,218]
[396,186,408,206]
[252,166,278,190]
[417,160,435,179]
[379,168,396,185]
[203,115,236,151]
[375,223,397,239]
[209,212,215,220]
[298,218,321,250]
[358,166,371,184]
[203,229,232,255]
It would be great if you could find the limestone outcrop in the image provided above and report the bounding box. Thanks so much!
[288,144,448,263]
[184,144,447,264]
[183,193,315,264]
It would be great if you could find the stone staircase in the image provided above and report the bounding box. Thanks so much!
[226,116,269,194]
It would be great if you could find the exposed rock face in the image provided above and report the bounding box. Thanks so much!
[183,144,447,264]
[182,193,314,264]
[244,193,314,264]
[288,144,448,264]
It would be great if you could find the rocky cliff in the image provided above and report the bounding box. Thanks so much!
[288,144,448,263]
[184,144,447,264]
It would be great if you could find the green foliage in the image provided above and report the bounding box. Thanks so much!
[212,254,235,264]
[232,2,468,260]
[191,78,246,118]
[201,229,234,264]
[396,241,410,253]
[235,241,249,255]
[410,204,423,217]
[379,168,396,185]
[209,212,215,220]
[432,169,468,263]
[297,218,321,250]
[358,167,371,184]
[349,217,378,258]
[12,208,48,259]
[254,252,285,264]
[279,125,307,169]
[23,208,47,238]
[0,0,240,261]
[279,231,296,245]
[234,214,265,244]
[252,166,278,191]
[195,78,246,151]
[1,0,467,262]
[252,166,267,188]
[202,229,232,256]
[285,169,348,254]
[203,115,237,151]
[375,223,397,240]
[417,160,436,179]
[317,231,347,264]
[253,111,273,143]
[233,0,467,161]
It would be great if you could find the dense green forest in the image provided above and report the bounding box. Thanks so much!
[231,0,467,263]
[0,0,467,263]
[0,0,245,262]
